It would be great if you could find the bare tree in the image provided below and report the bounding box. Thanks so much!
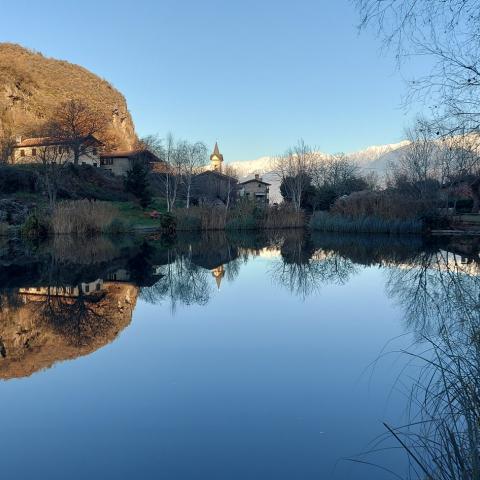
[0,135,15,164]
[273,139,316,212]
[355,0,480,135]
[36,143,70,208]
[392,118,439,198]
[312,152,360,191]
[181,141,208,208]
[223,165,239,216]
[46,99,108,165]
[152,133,185,212]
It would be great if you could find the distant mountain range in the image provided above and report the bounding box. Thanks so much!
[230,141,411,202]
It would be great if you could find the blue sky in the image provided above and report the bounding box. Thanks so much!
[1,0,424,160]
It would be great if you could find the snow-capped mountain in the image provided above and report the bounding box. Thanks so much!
[229,141,411,203]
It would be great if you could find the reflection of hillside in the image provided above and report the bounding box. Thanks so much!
[0,282,138,380]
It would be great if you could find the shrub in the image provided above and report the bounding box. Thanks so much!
[105,218,129,234]
[173,203,306,231]
[159,212,177,234]
[21,212,50,238]
[310,211,423,234]
[332,190,433,221]
[51,200,118,235]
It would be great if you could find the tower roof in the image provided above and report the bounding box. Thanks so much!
[210,142,224,162]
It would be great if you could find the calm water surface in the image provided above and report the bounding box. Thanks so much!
[0,232,476,479]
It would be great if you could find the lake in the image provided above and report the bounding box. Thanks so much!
[0,231,477,479]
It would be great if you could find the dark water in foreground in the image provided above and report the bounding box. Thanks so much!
[0,231,478,479]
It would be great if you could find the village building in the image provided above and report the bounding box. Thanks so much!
[19,279,104,298]
[11,135,102,166]
[100,149,165,176]
[191,142,238,205]
[210,142,224,172]
[238,174,271,205]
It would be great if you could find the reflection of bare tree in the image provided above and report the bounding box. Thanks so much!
[385,250,480,336]
[140,251,211,311]
[270,233,359,299]
[34,288,112,347]
[362,248,480,479]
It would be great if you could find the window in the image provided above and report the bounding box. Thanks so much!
[85,285,90,293]
[20,149,25,157]
[31,148,36,156]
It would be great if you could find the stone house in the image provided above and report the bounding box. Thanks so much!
[11,135,102,166]
[190,142,238,205]
[191,170,238,205]
[238,174,270,205]
[100,149,165,176]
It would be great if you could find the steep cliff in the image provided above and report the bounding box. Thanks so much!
[0,43,137,149]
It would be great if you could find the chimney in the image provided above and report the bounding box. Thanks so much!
[255,174,260,181]
[15,135,22,144]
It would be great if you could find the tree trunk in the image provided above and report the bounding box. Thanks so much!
[73,144,80,165]
[186,183,191,209]
[471,179,480,213]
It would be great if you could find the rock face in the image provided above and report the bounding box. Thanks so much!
[0,282,139,380]
[0,43,137,150]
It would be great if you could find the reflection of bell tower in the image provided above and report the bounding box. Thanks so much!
[210,142,224,172]
[212,265,225,290]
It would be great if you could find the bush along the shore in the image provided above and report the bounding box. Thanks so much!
[172,203,305,232]
[21,212,51,238]
[309,211,423,234]
[20,200,128,237]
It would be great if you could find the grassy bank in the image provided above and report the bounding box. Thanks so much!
[309,211,424,234]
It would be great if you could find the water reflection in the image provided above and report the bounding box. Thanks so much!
[2,232,480,478]
[0,231,477,383]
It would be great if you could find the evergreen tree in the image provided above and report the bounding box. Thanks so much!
[125,161,152,208]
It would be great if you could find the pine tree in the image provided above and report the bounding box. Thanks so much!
[125,161,152,208]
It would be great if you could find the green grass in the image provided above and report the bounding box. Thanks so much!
[111,197,168,227]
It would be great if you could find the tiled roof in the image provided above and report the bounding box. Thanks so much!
[101,149,163,163]
[239,178,271,186]
[15,134,102,148]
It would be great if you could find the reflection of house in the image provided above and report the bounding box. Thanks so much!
[211,265,225,289]
[106,269,131,282]
[19,279,104,298]
[11,135,102,166]
[191,143,237,205]
[100,149,165,176]
[238,174,270,205]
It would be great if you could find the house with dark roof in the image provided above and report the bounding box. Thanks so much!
[100,149,166,176]
[238,174,271,205]
[191,169,238,206]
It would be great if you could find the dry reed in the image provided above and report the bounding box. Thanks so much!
[51,200,118,235]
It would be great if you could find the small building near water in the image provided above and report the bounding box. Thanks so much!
[100,149,165,176]
[191,142,238,205]
[238,174,270,205]
[11,135,102,166]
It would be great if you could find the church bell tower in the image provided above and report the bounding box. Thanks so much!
[210,142,224,172]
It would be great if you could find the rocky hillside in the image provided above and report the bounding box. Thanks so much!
[0,43,137,149]
[0,283,138,380]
